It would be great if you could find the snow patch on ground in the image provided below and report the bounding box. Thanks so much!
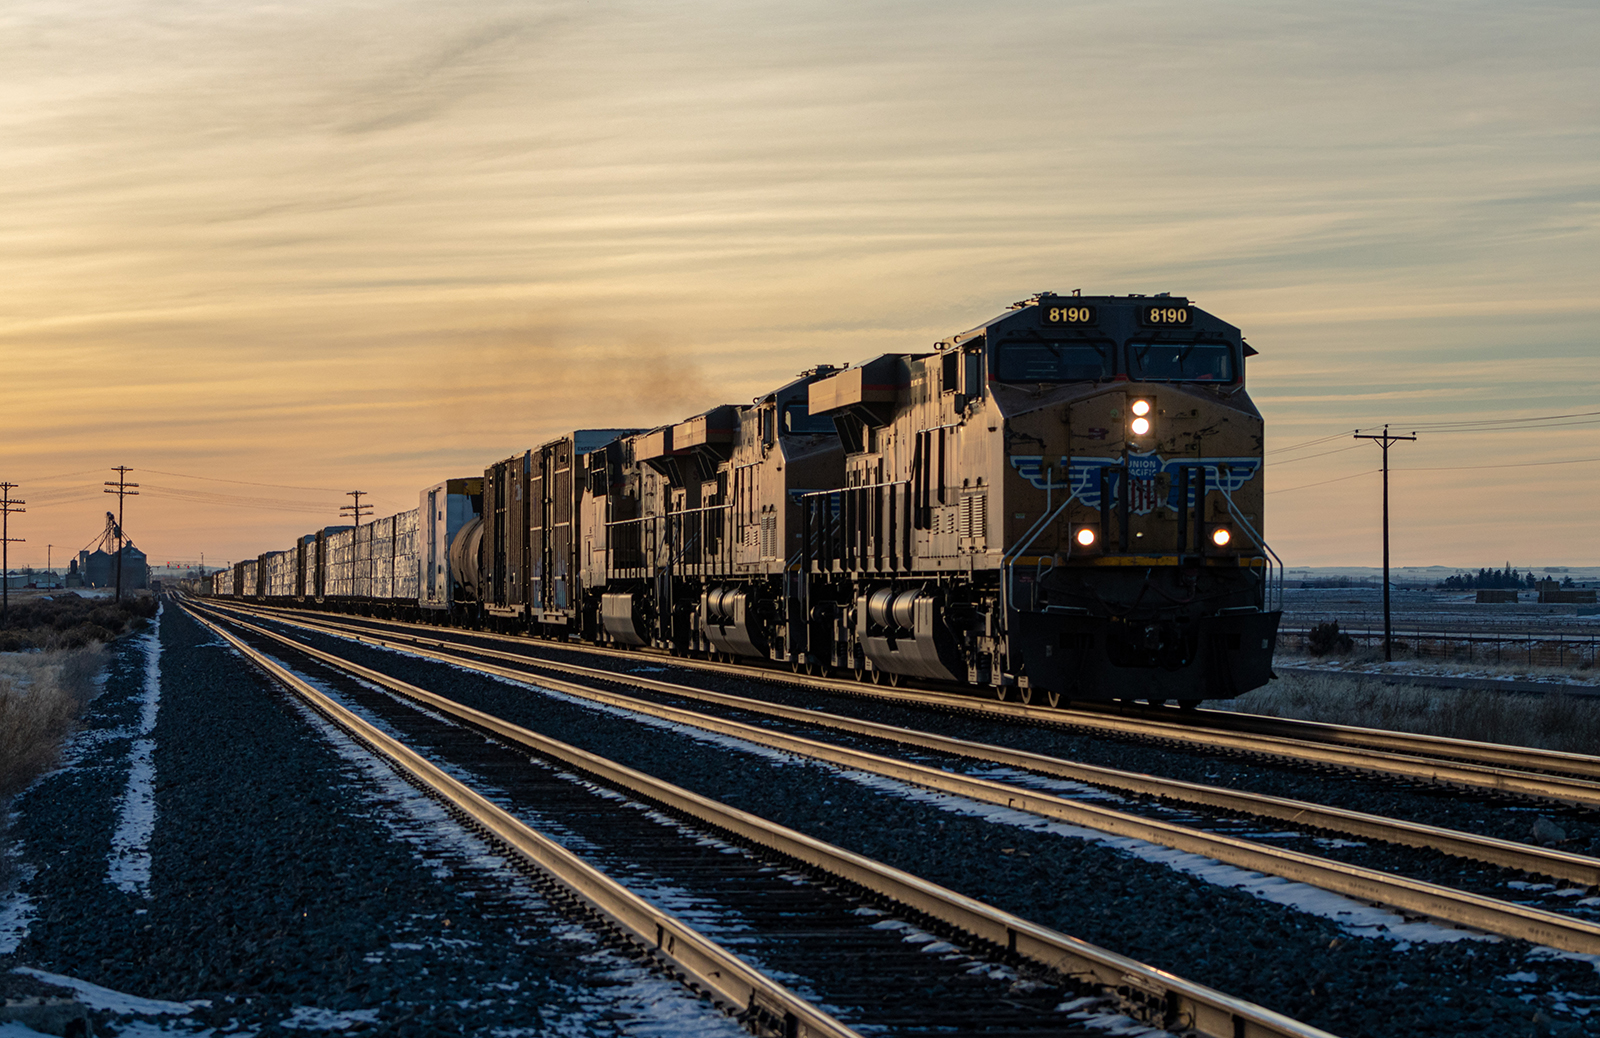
[1527,946,1600,977]
[106,608,163,897]
[0,832,35,957]
[12,966,199,1014]
[279,1006,381,1030]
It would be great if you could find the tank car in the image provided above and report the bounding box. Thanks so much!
[452,431,639,633]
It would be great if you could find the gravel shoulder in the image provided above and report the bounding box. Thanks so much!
[0,606,746,1037]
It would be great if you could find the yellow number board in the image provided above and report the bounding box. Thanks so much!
[1041,304,1097,325]
[1141,305,1192,326]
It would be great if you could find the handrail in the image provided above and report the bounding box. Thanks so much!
[798,480,911,497]
[606,501,733,527]
[1000,466,1071,618]
[1218,487,1283,612]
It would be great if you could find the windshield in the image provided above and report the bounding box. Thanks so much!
[782,402,835,435]
[995,340,1113,382]
[1129,342,1235,382]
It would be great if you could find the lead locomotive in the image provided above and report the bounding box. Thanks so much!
[212,293,1280,706]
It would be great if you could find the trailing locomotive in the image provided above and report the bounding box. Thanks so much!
[206,293,1280,705]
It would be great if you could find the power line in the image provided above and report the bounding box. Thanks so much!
[140,468,344,493]
[1267,431,1357,456]
[140,483,339,515]
[1274,408,1600,459]
[1405,408,1600,432]
[1268,443,1366,467]
[19,490,107,509]
[1402,455,1600,472]
[1267,469,1379,495]
[14,468,109,484]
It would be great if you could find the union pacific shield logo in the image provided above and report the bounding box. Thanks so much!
[1009,453,1261,514]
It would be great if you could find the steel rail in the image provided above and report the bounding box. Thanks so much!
[189,600,1339,1038]
[203,602,1600,958]
[183,605,860,1038]
[213,600,1600,806]
[212,601,1600,887]
[1133,704,1600,782]
[232,600,1600,784]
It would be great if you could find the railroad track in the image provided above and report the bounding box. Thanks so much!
[199,599,1600,957]
[220,601,1600,792]
[185,600,1334,1038]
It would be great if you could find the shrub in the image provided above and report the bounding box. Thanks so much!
[1306,620,1354,657]
[0,592,156,651]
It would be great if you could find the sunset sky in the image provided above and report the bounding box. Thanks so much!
[3,0,1597,571]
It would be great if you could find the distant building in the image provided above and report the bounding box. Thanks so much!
[3,569,64,589]
[1537,578,1597,604]
[78,544,148,590]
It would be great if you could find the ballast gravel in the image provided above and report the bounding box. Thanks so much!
[273,621,1600,1038]
[0,608,748,1037]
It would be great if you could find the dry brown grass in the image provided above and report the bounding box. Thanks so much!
[1215,669,1600,754]
[0,646,105,804]
[0,591,158,652]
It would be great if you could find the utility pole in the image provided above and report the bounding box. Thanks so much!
[104,466,140,602]
[342,491,375,596]
[1354,426,1417,662]
[1,483,23,621]
[341,490,372,527]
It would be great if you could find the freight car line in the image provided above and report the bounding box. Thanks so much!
[199,601,1600,957]
[213,601,1600,802]
[182,607,859,1038]
[184,601,1334,1038]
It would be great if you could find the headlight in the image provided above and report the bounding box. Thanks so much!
[1131,399,1151,416]
[1211,527,1231,547]
[1075,527,1096,547]
[1130,416,1151,436]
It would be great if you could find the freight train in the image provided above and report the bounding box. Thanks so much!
[205,293,1281,705]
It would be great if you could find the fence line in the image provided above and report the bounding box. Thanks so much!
[1279,625,1600,669]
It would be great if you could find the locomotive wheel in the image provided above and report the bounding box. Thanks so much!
[1043,689,1062,708]
[993,686,1010,702]
[1016,686,1033,705]
[1178,698,1202,711]
[886,672,902,688]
